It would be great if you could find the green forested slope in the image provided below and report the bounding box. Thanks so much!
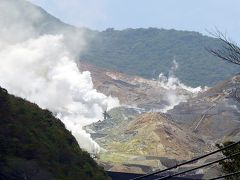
[0,87,108,180]
[81,28,239,87]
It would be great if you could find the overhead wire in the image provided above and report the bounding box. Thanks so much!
[208,171,240,180]
[155,152,240,180]
[131,140,240,180]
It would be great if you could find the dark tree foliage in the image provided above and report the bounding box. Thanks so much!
[216,142,240,180]
[0,87,108,180]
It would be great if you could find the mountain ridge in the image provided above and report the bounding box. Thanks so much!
[1,0,239,87]
[80,28,239,86]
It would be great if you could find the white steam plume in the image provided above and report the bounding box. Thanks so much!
[0,34,119,153]
[158,59,207,112]
[0,0,119,154]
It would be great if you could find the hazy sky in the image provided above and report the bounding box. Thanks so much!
[28,0,240,40]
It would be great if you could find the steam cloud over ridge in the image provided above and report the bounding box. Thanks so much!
[0,0,119,153]
[158,59,206,113]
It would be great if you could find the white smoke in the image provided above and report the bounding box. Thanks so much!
[0,0,119,154]
[158,59,206,112]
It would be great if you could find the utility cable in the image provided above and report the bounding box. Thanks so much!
[131,140,240,180]
[155,152,240,180]
[208,171,240,180]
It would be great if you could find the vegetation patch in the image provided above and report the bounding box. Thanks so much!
[0,87,108,180]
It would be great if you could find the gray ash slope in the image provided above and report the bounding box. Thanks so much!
[169,75,240,141]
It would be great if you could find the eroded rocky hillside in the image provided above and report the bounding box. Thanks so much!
[83,64,240,177]
[81,63,196,111]
[169,75,240,141]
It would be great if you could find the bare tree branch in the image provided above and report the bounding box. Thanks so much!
[206,30,240,103]
[206,30,240,66]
